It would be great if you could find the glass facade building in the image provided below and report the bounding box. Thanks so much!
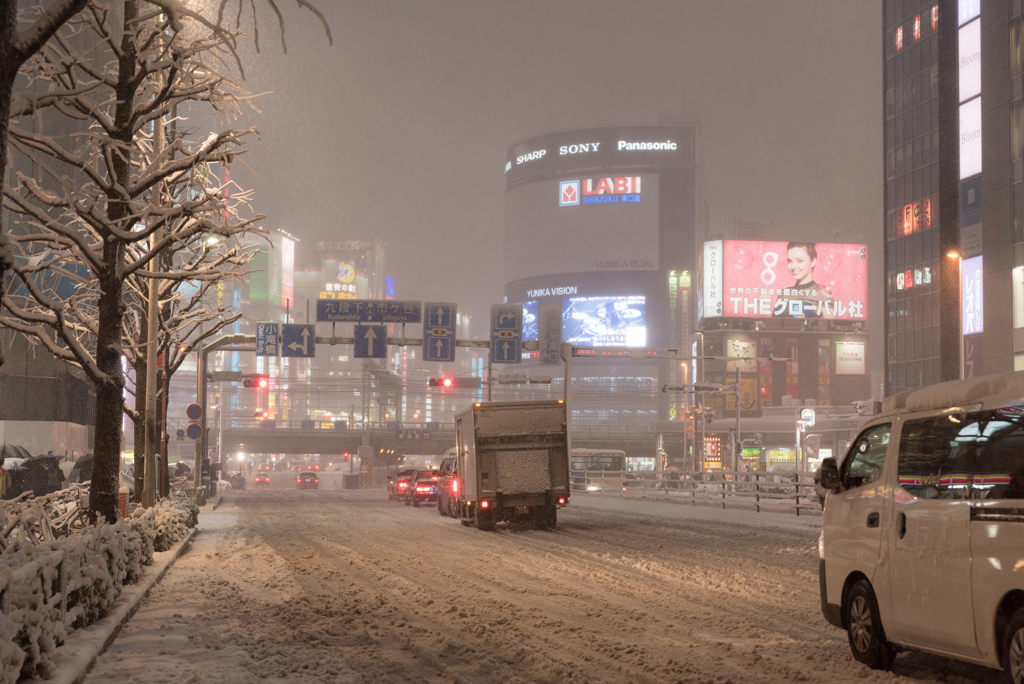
[884,0,1020,393]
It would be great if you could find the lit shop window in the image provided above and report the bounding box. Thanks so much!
[932,6,939,31]
[914,15,922,41]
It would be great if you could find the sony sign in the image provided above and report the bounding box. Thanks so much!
[559,142,600,155]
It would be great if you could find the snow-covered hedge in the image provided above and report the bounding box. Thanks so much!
[0,500,195,683]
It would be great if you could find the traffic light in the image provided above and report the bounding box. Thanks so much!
[429,376,482,389]
[243,374,269,389]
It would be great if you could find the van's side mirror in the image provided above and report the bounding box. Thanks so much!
[819,458,840,491]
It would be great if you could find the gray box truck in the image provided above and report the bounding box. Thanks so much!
[448,400,570,531]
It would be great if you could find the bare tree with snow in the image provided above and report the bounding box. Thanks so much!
[1,1,275,522]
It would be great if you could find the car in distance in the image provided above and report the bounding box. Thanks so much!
[437,457,458,518]
[253,473,271,487]
[405,469,439,507]
[295,471,319,490]
[387,468,418,501]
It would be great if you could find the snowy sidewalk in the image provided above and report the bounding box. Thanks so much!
[26,500,227,684]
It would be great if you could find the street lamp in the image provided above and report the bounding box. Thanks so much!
[796,418,813,471]
[947,250,963,379]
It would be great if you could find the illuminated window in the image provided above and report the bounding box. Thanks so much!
[914,15,921,41]
[932,5,939,31]
[905,269,914,289]
[896,26,904,52]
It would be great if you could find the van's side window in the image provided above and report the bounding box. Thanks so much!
[842,424,891,489]
[898,413,980,499]
[976,406,1024,499]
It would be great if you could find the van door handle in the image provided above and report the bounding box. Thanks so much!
[898,512,907,539]
[866,512,880,528]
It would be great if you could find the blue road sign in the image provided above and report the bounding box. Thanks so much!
[354,324,387,358]
[490,304,522,364]
[316,299,422,323]
[282,324,316,358]
[186,423,202,440]
[423,302,457,363]
[255,322,280,357]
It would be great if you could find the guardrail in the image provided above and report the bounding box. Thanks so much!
[570,470,823,516]
[223,419,661,440]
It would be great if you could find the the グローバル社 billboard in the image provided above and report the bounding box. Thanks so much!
[702,240,868,320]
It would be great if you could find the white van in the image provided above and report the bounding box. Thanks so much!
[818,371,1024,682]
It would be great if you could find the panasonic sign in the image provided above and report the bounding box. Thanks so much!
[618,140,677,151]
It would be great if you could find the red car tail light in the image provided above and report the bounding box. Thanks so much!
[416,484,432,493]
[452,479,459,494]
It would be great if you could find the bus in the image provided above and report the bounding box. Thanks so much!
[569,448,636,492]
[570,448,627,472]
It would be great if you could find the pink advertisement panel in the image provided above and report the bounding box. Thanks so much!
[720,241,868,319]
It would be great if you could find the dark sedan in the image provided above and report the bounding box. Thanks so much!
[295,471,319,489]
[404,470,439,507]
[253,474,271,487]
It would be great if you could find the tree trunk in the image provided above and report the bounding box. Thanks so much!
[0,1,18,370]
[89,263,126,522]
[88,0,138,523]
[132,356,146,501]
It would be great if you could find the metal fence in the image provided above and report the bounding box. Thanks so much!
[569,469,823,516]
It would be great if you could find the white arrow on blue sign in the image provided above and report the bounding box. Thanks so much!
[354,324,387,359]
[423,302,456,363]
[490,304,522,364]
[282,324,315,358]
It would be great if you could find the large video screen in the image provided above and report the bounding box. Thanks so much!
[702,240,868,320]
[521,300,539,341]
[505,175,660,282]
[563,295,646,347]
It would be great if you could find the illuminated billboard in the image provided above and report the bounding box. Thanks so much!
[563,295,646,347]
[505,174,660,281]
[701,240,869,320]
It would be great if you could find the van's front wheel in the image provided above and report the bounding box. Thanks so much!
[1001,609,1024,683]
[846,580,896,670]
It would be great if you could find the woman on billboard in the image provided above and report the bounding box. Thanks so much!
[773,242,834,318]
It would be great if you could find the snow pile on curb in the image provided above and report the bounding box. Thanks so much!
[0,500,195,683]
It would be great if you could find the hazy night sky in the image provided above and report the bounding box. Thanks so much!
[228,1,881,365]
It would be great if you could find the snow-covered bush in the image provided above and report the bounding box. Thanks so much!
[0,499,196,683]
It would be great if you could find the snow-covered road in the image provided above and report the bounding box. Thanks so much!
[82,488,1003,683]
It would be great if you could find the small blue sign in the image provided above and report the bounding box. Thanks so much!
[255,322,280,357]
[282,324,315,358]
[423,302,457,363]
[316,299,421,323]
[490,304,523,364]
[385,277,395,299]
[354,324,387,358]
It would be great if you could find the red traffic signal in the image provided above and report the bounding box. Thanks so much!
[428,376,481,389]
[244,374,269,389]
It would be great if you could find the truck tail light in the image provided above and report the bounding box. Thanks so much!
[480,500,490,509]
[557,497,566,505]
[452,479,459,494]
